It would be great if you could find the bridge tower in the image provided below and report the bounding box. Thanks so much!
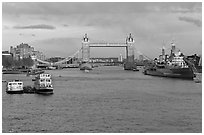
[124,33,137,70]
[82,33,90,63]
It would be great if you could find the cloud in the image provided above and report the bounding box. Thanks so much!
[13,24,56,30]
[156,2,201,13]
[178,16,202,27]
[3,25,10,30]
[2,3,202,58]
[18,33,36,37]
[30,37,81,57]
[3,2,201,17]
[63,24,69,27]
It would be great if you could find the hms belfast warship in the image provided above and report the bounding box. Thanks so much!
[143,42,196,80]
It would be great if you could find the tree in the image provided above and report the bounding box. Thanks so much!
[21,57,34,68]
[14,59,22,68]
[2,56,13,68]
[2,55,34,69]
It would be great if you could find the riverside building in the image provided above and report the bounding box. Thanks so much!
[10,43,46,60]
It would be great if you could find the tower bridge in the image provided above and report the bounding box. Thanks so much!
[81,33,137,70]
[34,33,137,70]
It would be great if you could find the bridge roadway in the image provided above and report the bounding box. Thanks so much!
[89,43,127,47]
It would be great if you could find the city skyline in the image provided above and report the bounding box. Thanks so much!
[2,2,202,58]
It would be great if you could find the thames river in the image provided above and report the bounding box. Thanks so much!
[2,66,202,133]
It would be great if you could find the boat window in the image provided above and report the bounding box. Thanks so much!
[18,83,22,85]
[46,79,51,82]
[8,83,12,85]
[40,79,45,82]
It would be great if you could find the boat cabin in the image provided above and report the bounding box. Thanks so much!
[6,80,23,92]
[34,74,53,89]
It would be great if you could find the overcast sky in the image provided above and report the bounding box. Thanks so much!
[2,2,202,58]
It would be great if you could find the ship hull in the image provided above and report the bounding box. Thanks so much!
[35,88,54,94]
[6,90,24,94]
[3,70,23,74]
[79,63,92,70]
[144,67,194,80]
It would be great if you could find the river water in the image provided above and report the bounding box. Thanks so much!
[2,66,202,133]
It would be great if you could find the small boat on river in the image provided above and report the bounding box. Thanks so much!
[27,68,44,76]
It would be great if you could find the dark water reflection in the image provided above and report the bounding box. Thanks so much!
[2,66,202,133]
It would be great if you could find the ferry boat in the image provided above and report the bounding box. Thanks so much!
[33,73,53,94]
[143,42,195,80]
[6,80,24,94]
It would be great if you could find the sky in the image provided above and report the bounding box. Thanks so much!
[2,2,202,59]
